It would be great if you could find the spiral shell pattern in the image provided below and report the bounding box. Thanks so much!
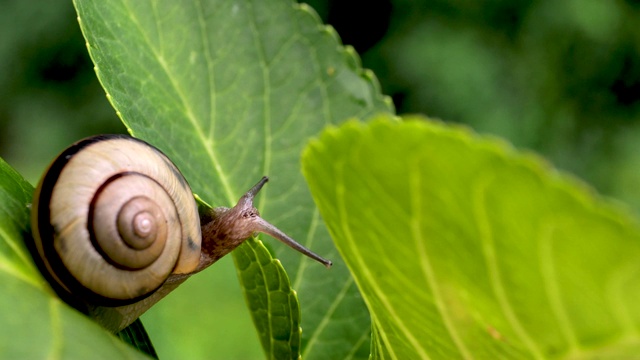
[30,135,201,305]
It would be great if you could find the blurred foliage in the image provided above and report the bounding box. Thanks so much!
[304,0,640,212]
[2,0,640,358]
[5,0,640,209]
[0,0,125,184]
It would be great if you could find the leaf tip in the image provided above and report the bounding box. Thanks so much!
[293,2,322,25]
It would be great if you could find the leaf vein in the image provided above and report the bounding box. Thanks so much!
[538,222,579,350]
[473,176,543,358]
[302,276,355,357]
[336,162,429,360]
[246,1,273,210]
[121,0,236,203]
[409,165,472,359]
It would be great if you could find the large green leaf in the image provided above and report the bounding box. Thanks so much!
[302,115,640,358]
[73,0,392,358]
[0,158,149,359]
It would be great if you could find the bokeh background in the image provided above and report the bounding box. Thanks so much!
[2,0,640,358]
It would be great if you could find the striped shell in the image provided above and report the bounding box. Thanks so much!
[29,135,201,305]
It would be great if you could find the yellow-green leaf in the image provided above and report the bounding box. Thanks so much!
[303,115,640,358]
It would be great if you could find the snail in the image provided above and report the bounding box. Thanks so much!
[27,134,331,332]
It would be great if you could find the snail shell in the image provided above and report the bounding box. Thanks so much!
[30,135,201,306]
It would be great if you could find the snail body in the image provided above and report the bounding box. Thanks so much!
[28,134,331,332]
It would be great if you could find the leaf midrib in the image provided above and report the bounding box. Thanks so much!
[119,0,235,203]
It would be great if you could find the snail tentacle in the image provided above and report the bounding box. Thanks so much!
[198,176,333,269]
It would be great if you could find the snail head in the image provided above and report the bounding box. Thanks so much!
[200,176,332,269]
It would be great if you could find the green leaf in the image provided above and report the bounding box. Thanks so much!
[72,0,392,358]
[234,239,301,359]
[0,158,149,359]
[0,158,39,285]
[302,115,640,358]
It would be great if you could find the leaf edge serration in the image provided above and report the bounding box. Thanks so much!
[293,2,396,115]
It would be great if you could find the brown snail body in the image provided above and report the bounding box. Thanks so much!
[28,134,331,332]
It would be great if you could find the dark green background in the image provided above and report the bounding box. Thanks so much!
[1,0,639,357]
[3,0,640,211]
